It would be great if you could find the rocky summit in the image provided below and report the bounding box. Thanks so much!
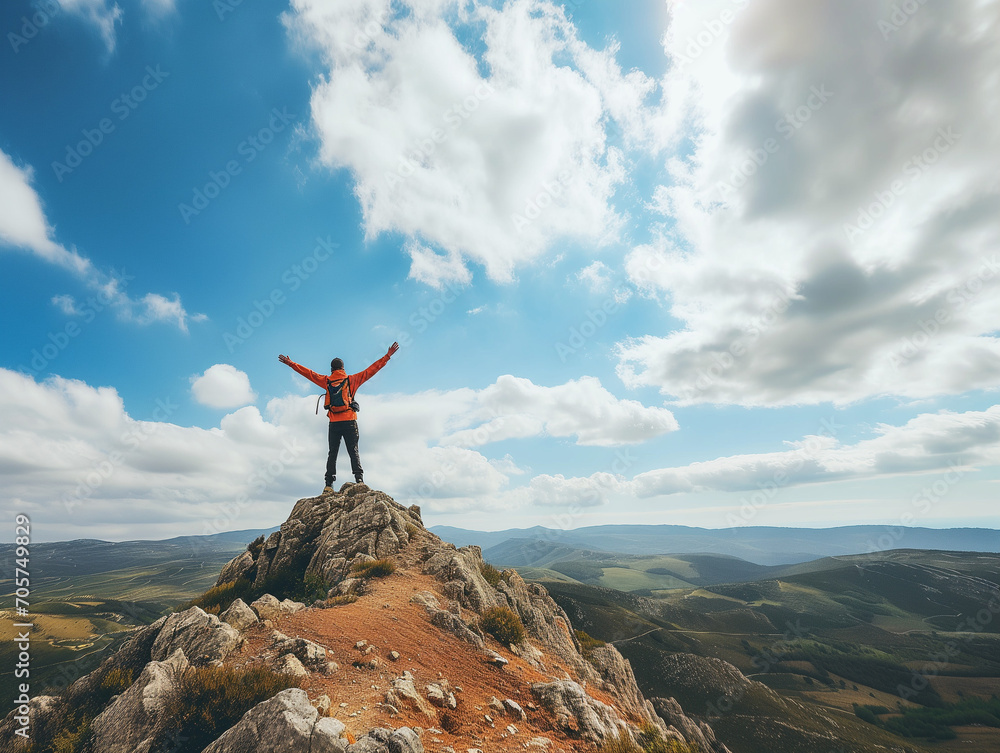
[1,484,729,753]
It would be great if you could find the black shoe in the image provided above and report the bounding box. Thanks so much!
[355,475,364,484]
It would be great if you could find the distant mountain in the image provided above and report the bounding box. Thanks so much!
[432,523,1000,566]
[0,527,276,580]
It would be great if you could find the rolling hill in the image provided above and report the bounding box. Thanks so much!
[433,524,1000,566]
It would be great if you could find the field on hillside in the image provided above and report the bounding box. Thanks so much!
[542,550,1000,753]
[0,543,243,709]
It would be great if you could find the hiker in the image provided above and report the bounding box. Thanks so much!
[278,342,399,493]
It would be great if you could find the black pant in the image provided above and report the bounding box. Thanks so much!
[326,420,362,485]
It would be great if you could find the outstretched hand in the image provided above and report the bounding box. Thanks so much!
[387,342,400,358]
[278,354,291,365]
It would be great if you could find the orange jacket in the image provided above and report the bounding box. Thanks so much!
[284,354,391,422]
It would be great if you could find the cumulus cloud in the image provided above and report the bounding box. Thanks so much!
[284,0,650,284]
[0,147,204,332]
[631,405,1000,497]
[441,375,679,448]
[191,365,258,409]
[614,0,1000,406]
[0,369,675,538]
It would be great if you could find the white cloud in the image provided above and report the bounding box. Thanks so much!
[0,368,678,538]
[405,241,472,289]
[56,0,123,53]
[441,375,679,448]
[0,147,204,332]
[576,261,613,293]
[285,0,646,285]
[190,365,258,409]
[631,405,1000,497]
[614,0,1000,406]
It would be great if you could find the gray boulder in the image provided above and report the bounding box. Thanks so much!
[251,593,282,621]
[150,607,240,665]
[90,648,189,753]
[531,679,631,745]
[202,688,347,753]
[219,598,258,631]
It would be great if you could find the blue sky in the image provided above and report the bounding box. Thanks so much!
[2,0,999,542]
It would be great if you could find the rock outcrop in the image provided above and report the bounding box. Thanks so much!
[531,680,631,745]
[201,688,349,753]
[2,484,727,753]
[90,648,189,753]
[150,606,241,664]
[652,697,733,753]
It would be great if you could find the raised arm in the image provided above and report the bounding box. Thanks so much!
[277,354,327,389]
[349,342,399,392]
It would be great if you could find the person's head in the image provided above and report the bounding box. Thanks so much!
[331,357,344,372]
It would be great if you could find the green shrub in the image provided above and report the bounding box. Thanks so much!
[479,606,526,646]
[576,629,606,653]
[293,573,330,604]
[351,558,396,578]
[157,665,301,751]
[479,561,503,587]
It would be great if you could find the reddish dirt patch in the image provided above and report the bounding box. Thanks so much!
[226,568,611,752]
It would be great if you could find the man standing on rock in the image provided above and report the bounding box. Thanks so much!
[278,342,399,493]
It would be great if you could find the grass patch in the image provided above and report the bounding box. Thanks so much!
[479,606,526,646]
[351,558,396,578]
[325,594,359,606]
[405,522,419,538]
[479,561,503,587]
[24,664,137,753]
[576,629,606,653]
[180,577,253,616]
[598,725,697,753]
[157,665,301,751]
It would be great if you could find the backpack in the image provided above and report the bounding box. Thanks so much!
[315,377,360,415]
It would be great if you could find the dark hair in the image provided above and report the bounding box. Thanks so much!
[331,358,344,371]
